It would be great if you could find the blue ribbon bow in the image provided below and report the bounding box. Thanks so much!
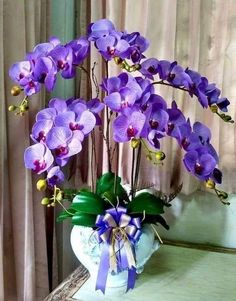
[95,207,142,293]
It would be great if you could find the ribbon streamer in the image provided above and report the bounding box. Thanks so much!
[95,207,141,293]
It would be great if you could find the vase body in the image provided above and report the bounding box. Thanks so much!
[70,224,159,289]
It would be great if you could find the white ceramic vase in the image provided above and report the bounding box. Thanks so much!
[70,224,159,289]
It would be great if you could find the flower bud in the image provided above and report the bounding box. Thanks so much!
[114,57,123,65]
[19,104,29,113]
[155,151,166,161]
[205,179,215,189]
[56,191,63,202]
[131,138,140,149]
[210,105,218,113]
[41,197,50,205]
[146,154,152,161]
[8,105,17,112]
[36,179,47,191]
[11,86,21,96]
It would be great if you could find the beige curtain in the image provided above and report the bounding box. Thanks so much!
[0,1,50,300]
[90,0,236,195]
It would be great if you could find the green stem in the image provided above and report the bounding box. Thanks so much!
[104,60,112,172]
[131,147,135,200]
[133,143,142,197]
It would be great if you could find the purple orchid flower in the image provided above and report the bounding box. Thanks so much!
[88,19,115,41]
[95,33,130,60]
[48,98,68,114]
[185,69,209,108]
[49,45,75,79]
[210,168,222,184]
[104,88,136,112]
[183,147,217,180]
[113,110,146,142]
[47,166,65,187]
[167,101,186,140]
[24,143,54,174]
[157,60,193,89]
[31,119,53,143]
[54,109,96,136]
[33,57,57,91]
[177,120,201,151]
[25,37,60,61]
[87,98,105,125]
[140,58,159,79]
[46,127,83,166]
[102,73,143,101]
[9,61,32,85]
[67,36,90,65]
[141,103,169,149]
[121,32,149,63]
[36,108,57,122]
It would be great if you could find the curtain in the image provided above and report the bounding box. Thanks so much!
[90,0,236,195]
[0,1,50,300]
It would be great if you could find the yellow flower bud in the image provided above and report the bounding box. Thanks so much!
[56,191,63,202]
[8,105,17,112]
[155,151,166,161]
[36,179,47,191]
[131,138,140,149]
[41,197,50,205]
[11,86,21,96]
[19,104,29,113]
[205,179,215,189]
[51,202,56,207]
[210,105,218,113]
[146,154,152,161]
[114,57,123,65]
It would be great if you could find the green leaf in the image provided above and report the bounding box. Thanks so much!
[72,212,96,227]
[56,208,77,222]
[128,192,164,215]
[96,172,129,202]
[102,191,118,205]
[71,191,105,215]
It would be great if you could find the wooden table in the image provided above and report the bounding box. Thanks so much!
[44,243,236,301]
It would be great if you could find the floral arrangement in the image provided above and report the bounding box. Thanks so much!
[8,19,233,293]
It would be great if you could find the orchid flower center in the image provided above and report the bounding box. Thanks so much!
[57,60,66,70]
[121,100,129,108]
[29,81,35,88]
[194,162,203,175]
[19,73,25,79]
[33,159,46,173]
[55,146,69,157]
[107,46,115,56]
[181,138,190,149]
[167,123,175,133]
[149,119,159,129]
[38,72,47,83]
[127,125,137,138]
[148,66,156,74]
[37,131,46,142]
[69,122,84,131]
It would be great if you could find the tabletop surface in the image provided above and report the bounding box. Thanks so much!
[45,244,236,301]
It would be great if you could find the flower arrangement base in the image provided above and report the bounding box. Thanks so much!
[70,224,159,292]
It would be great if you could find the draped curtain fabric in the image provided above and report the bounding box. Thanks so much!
[90,0,236,195]
[0,1,50,300]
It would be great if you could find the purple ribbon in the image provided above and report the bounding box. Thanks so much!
[95,207,141,294]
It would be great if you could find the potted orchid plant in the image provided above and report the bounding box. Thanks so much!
[8,19,233,294]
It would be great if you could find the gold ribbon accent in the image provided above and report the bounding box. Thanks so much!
[109,227,136,273]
